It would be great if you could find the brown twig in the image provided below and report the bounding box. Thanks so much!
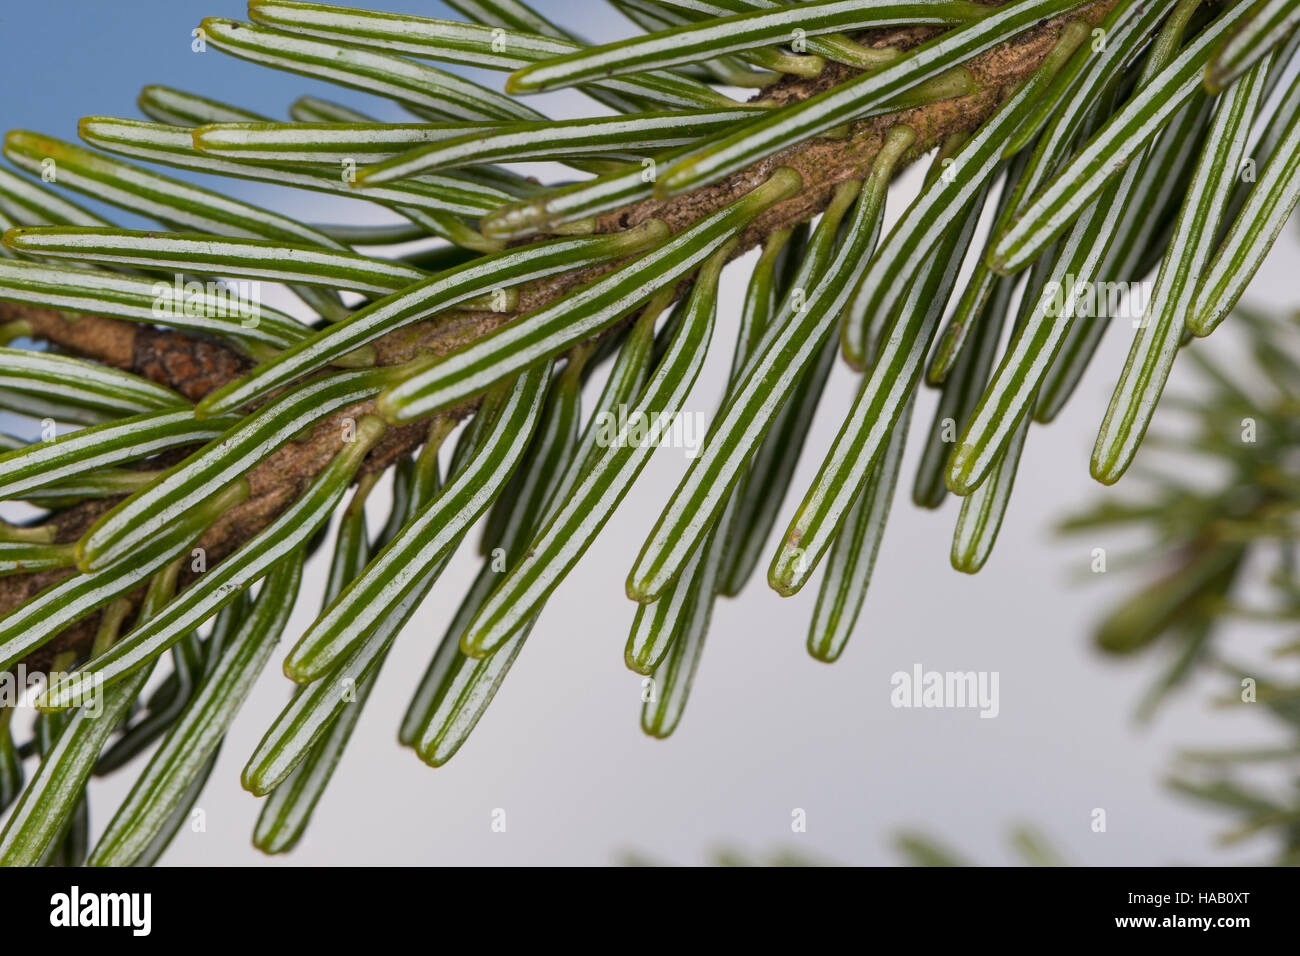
[0,1,1116,671]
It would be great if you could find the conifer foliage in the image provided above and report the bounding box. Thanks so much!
[0,0,1296,863]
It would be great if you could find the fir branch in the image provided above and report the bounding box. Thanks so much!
[0,1,1111,671]
[0,0,1295,865]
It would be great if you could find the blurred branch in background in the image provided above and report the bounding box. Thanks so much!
[1061,307,1300,865]
[904,310,1300,866]
[627,308,1300,866]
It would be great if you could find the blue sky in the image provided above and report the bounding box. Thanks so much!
[0,1,629,134]
[0,2,547,135]
[0,0,624,223]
